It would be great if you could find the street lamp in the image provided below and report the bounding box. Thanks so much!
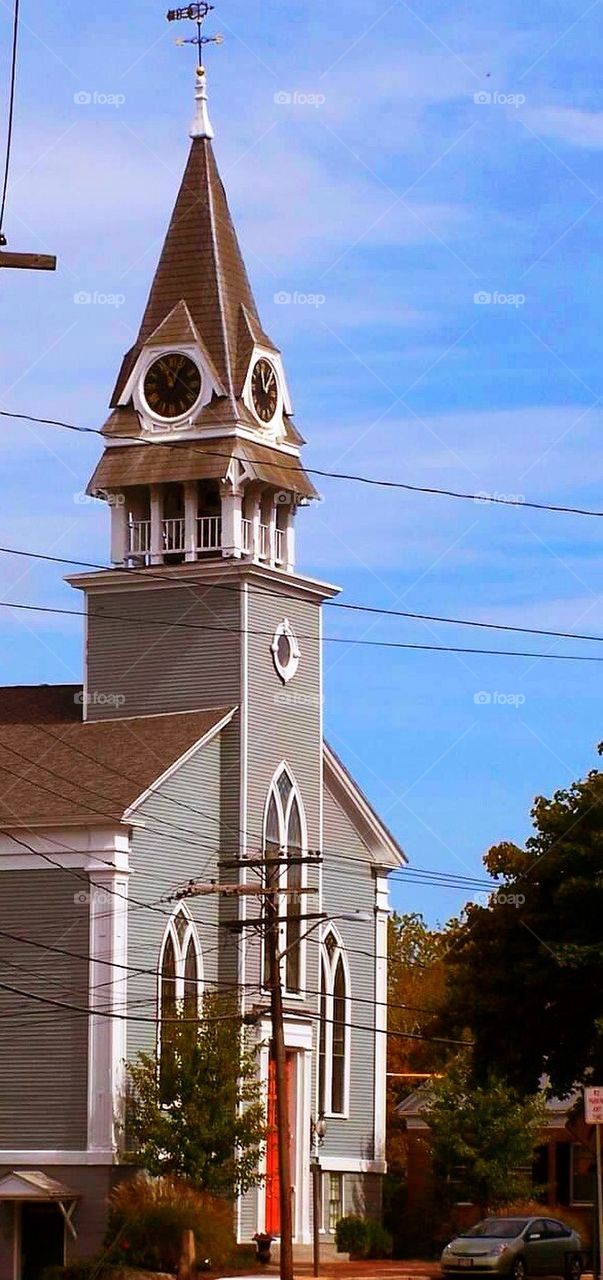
[310,1113,327,1278]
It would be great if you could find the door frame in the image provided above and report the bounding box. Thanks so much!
[17,1202,66,1280]
[257,1016,313,1244]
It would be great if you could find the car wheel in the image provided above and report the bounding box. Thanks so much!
[512,1258,527,1280]
[566,1256,582,1280]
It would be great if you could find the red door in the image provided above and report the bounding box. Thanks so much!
[265,1054,294,1235]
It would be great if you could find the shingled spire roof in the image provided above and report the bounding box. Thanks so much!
[111,134,277,407]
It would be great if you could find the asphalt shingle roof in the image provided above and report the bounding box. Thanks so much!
[0,686,232,827]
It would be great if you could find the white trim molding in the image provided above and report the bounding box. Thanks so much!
[262,762,309,998]
[373,875,390,1166]
[0,826,130,872]
[271,618,300,685]
[318,925,351,1120]
[123,708,237,819]
[319,1156,387,1175]
[0,1152,117,1167]
[87,869,129,1155]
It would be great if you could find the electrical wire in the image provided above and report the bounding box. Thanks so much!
[1,592,602,664]
[0,977,470,1045]
[0,924,445,1020]
[5,542,603,651]
[1,407,602,519]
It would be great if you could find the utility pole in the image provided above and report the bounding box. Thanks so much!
[266,860,294,1280]
[175,869,322,1280]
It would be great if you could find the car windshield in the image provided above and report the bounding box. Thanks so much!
[462,1220,530,1240]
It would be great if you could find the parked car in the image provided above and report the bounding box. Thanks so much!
[441,1216,582,1280]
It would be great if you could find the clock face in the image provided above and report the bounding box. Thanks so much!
[143,353,202,420]
[251,358,279,423]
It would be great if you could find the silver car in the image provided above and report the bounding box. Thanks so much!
[441,1217,583,1280]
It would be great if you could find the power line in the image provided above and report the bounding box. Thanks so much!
[0,976,470,1045]
[0,925,443,1019]
[2,407,602,519]
[0,727,495,892]
[4,539,603,649]
[0,0,20,240]
[2,590,603,664]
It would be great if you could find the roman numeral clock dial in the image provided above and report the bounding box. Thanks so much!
[143,353,202,420]
[251,358,279,423]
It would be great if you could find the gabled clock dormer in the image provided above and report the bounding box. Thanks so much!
[116,301,227,436]
[86,64,318,576]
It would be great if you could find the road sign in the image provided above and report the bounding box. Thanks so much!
[586,1088,603,1124]
[586,1090,603,1280]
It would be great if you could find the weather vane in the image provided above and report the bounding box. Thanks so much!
[166,4,224,69]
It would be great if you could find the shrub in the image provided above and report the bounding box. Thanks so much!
[335,1215,392,1260]
[335,1215,368,1258]
[365,1220,393,1259]
[41,1266,96,1280]
[105,1174,234,1272]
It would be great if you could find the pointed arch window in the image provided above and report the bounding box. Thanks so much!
[159,907,203,1088]
[318,930,350,1116]
[263,764,307,995]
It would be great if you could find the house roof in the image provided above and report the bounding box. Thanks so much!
[0,685,234,827]
[0,1171,80,1202]
[111,136,276,407]
[88,437,318,499]
[397,1087,580,1128]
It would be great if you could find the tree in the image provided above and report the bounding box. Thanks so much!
[424,1064,545,1213]
[387,913,452,1171]
[126,993,266,1195]
[439,760,603,1095]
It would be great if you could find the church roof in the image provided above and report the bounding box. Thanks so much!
[88,437,319,499]
[0,685,234,827]
[111,136,277,407]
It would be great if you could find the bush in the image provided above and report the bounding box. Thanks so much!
[42,1267,96,1280]
[365,1220,393,1259]
[335,1215,392,1260]
[105,1174,235,1272]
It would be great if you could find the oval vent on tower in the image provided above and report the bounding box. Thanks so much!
[271,618,300,684]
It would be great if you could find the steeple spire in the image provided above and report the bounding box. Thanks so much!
[190,64,213,139]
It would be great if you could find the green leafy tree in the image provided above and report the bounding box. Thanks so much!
[424,1064,545,1213]
[126,993,266,1195]
[439,761,603,1094]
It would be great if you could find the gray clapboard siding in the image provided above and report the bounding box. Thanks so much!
[85,584,241,720]
[321,787,376,1162]
[244,587,322,997]
[0,871,89,1149]
[126,732,238,1065]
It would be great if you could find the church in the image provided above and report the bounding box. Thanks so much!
[0,53,405,1279]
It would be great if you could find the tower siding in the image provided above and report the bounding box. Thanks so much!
[84,583,241,721]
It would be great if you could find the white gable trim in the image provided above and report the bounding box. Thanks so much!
[323,744,406,868]
[123,707,237,819]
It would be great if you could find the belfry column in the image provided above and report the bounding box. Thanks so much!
[221,484,243,559]
[110,500,128,567]
[184,481,198,562]
[284,506,296,573]
[150,485,163,565]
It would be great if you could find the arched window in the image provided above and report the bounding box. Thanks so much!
[318,929,350,1116]
[263,764,307,995]
[159,907,203,1088]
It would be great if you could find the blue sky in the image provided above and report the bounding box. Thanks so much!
[1,0,602,925]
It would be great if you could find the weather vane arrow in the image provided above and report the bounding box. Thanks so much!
[166,3,224,69]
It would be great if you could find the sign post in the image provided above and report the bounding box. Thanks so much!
[585,1089,603,1280]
